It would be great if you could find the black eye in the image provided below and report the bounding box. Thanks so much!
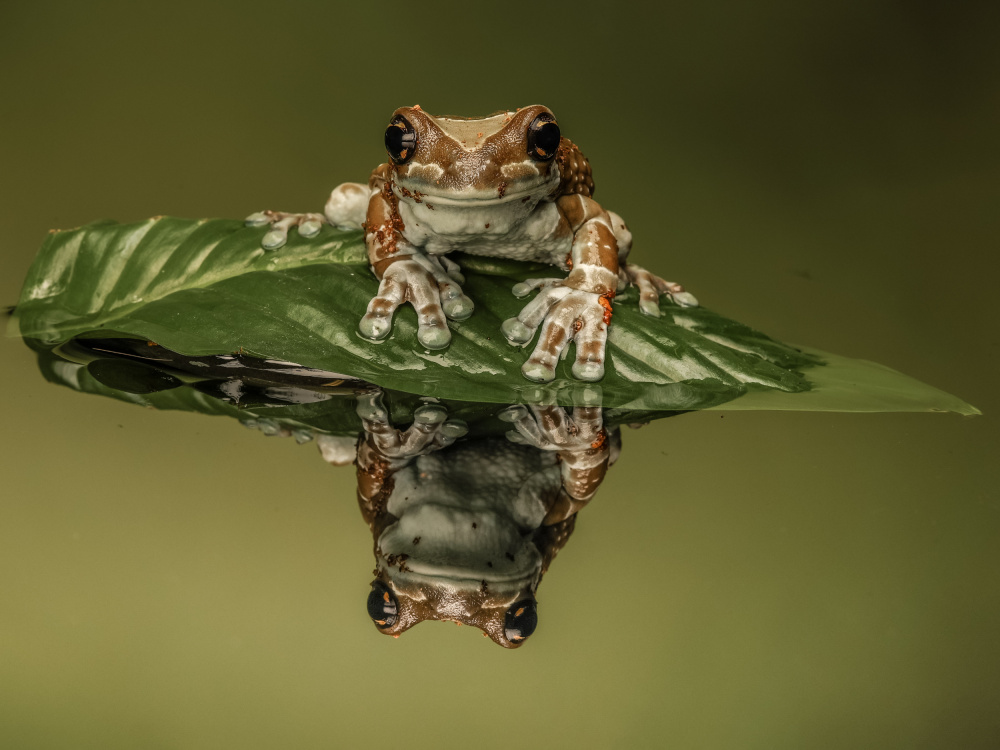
[367,580,398,629]
[385,115,418,165]
[526,114,560,162]
[504,598,538,643]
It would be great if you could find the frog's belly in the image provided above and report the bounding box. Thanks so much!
[455,235,569,265]
[404,200,571,266]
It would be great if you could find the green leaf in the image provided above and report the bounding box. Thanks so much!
[10,217,978,415]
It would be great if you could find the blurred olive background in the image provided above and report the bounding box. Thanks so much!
[1,1,997,748]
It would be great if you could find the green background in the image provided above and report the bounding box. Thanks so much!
[1,2,997,748]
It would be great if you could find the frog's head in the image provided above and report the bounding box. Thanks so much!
[366,576,539,649]
[383,105,563,205]
[363,500,550,647]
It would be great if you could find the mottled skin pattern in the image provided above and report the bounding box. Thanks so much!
[343,392,617,648]
[247,105,697,382]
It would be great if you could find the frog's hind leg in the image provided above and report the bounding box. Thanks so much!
[244,210,327,250]
[324,182,369,229]
[623,265,698,315]
[608,210,634,267]
[245,181,370,251]
[608,210,698,315]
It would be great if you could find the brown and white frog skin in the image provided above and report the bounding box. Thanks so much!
[247,105,697,383]
[321,392,619,648]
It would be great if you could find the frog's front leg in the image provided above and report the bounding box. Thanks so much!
[358,173,474,350]
[503,198,619,383]
[360,255,474,350]
[355,390,467,531]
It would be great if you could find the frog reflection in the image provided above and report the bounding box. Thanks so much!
[319,393,619,648]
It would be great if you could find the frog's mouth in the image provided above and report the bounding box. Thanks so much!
[383,559,539,587]
[393,163,560,207]
[376,539,544,595]
[379,559,540,603]
[396,186,542,207]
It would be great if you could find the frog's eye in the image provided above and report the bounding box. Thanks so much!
[367,580,399,629]
[385,115,418,165]
[526,114,560,162]
[503,598,538,643]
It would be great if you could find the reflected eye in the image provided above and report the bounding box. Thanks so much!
[385,115,418,164]
[367,580,398,629]
[526,114,560,162]
[504,598,538,643]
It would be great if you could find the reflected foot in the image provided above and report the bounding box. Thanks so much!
[499,404,605,451]
[357,391,467,458]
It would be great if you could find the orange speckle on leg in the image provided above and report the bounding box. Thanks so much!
[598,292,615,325]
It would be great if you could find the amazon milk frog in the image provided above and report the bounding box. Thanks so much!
[247,105,697,382]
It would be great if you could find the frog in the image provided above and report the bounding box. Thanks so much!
[341,391,619,648]
[247,105,697,383]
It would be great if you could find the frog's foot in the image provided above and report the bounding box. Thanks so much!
[241,417,314,444]
[315,434,360,466]
[619,263,698,317]
[499,404,605,451]
[511,277,562,298]
[501,284,609,383]
[356,391,468,458]
[359,255,474,350]
[245,210,328,251]
[436,254,466,285]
